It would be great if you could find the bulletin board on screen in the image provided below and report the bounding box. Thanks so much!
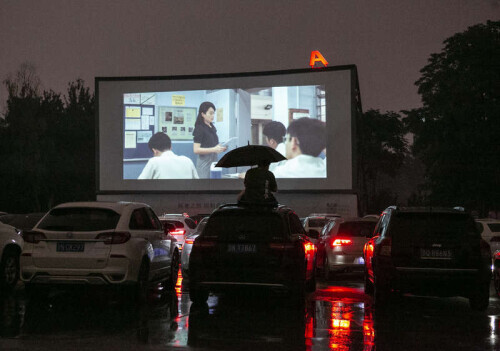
[123,103,156,160]
[158,106,197,141]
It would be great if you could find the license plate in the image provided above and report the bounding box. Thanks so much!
[57,242,84,252]
[354,257,365,264]
[420,248,452,259]
[227,244,256,253]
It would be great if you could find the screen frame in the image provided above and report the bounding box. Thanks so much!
[96,66,361,194]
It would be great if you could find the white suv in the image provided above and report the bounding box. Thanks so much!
[0,222,23,290]
[476,218,500,254]
[20,201,179,299]
[158,214,197,248]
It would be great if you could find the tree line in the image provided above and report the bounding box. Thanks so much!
[0,20,499,216]
[0,63,95,213]
[358,20,499,216]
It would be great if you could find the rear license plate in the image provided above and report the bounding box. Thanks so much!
[57,242,84,252]
[227,244,256,253]
[420,248,452,259]
[354,257,365,264]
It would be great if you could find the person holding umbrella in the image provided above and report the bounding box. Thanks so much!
[238,160,278,205]
[192,101,227,178]
[215,144,285,205]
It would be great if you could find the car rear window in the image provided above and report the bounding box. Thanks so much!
[185,218,197,229]
[163,220,184,229]
[488,223,500,233]
[308,218,328,228]
[389,213,477,237]
[37,208,120,232]
[194,219,208,234]
[337,221,376,237]
[205,212,284,241]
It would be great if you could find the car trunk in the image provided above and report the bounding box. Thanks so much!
[208,212,287,282]
[32,231,112,269]
[334,221,376,256]
[32,207,120,269]
[389,213,481,269]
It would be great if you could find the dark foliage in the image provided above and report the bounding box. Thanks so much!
[0,65,95,213]
[404,20,500,215]
[356,109,408,214]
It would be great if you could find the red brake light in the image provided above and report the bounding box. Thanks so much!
[185,238,195,245]
[22,231,46,244]
[304,242,316,254]
[96,231,131,245]
[331,238,352,247]
[170,229,185,236]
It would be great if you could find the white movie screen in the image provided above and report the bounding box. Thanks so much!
[97,68,355,192]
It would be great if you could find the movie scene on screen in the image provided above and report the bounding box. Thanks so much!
[122,85,327,181]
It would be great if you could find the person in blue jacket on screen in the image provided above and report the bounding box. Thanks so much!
[138,132,199,179]
[272,117,326,178]
[192,101,227,178]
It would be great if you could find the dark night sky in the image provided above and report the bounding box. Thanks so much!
[0,0,498,114]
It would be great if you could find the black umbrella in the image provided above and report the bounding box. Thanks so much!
[215,144,286,168]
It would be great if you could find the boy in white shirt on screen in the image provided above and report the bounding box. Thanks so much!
[138,132,199,179]
[272,117,326,178]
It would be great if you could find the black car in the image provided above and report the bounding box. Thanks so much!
[363,206,491,310]
[188,203,317,303]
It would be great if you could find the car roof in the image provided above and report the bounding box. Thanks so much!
[307,213,342,218]
[336,216,378,223]
[476,218,500,223]
[213,203,295,217]
[53,201,149,214]
[386,206,471,215]
[158,214,190,220]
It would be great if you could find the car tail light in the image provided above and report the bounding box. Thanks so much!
[170,229,185,236]
[490,236,500,242]
[22,231,46,243]
[331,238,352,247]
[185,238,195,245]
[376,237,392,256]
[303,242,316,254]
[95,231,131,245]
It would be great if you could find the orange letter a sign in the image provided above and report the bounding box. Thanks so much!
[309,51,328,68]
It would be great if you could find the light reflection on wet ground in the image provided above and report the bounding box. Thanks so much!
[1,271,500,350]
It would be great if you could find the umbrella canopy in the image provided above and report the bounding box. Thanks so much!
[215,145,286,168]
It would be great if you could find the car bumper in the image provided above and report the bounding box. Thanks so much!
[20,256,139,285]
[326,252,365,271]
[373,259,491,295]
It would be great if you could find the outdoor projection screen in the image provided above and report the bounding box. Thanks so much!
[96,66,357,192]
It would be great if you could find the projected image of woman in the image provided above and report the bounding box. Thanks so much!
[192,101,227,178]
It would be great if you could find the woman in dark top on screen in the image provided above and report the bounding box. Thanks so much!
[192,101,227,178]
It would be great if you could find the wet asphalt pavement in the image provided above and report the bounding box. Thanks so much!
[1,271,500,351]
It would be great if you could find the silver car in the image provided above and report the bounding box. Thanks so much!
[158,214,198,249]
[180,217,209,279]
[318,217,377,279]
